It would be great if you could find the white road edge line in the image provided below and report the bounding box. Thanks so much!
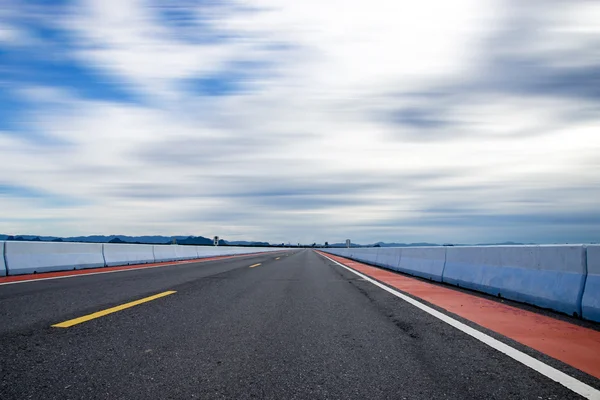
[0,252,283,287]
[317,252,600,400]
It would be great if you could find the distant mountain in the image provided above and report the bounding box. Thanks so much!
[177,236,215,245]
[474,241,528,246]
[0,235,57,241]
[0,235,542,247]
[226,240,270,246]
[66,235,184,244]
[328,242,440,248]
[0,234,179,244]
[0,234,271,246]
[372,242,441,247]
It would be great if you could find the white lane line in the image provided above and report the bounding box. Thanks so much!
[0,252,284,286]
[317,252,600,400]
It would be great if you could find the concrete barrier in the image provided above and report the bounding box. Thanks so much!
[443,245,587,317]
[0,241,6,277]
[322,245,593,319]
[233,247,278,256]
[197,246,221,258]
[174,245,199,260]
[582,245,600,322]
[354,248,379,264]
[103,243,155,267]
[153,245,178,262]
[375,248,403,270]
[0,242,283,277]
[328,248,345,258]
[227,247,251,256]
[344,248,358,258]
[232,248,249,255]
[398,247,446,281]
[4,241,105,275]
[333,249,347,257]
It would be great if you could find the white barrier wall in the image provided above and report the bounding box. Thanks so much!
[103,243,155,267]
[398,247,446,282]
[443,245,587,317]
[323,247,443,281]
[334,248,351,257]
[0,242,284,277]
[0,241,6,277]
[229,247,280,256]
[151,245,281,262]
[353,248,379,264]
[5,241,105,275]
[322,245,596,321]
[323,248,348,257]
[375,248,402,270]
[335,248,352,258]
[221,247,246,256]
[224,248,243,256]
[174,245,199,260]
[582,245,600,322]
[153,245,178,262]
[196,246,220,258]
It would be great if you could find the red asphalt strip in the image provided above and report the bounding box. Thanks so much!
[318,251,600,380]
[0,252,274,284]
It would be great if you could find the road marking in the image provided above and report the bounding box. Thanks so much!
[317,252,600,400]
[275,257,281,260]
[51,291,177,328]
[249,263,261,268]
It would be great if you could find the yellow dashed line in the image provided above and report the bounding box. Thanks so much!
[52,291,177,328]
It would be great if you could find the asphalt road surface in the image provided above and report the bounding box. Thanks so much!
[0,249,594,399]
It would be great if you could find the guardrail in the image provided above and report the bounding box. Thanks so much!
[322,245,600,323]
[1,241,6,277]
[0,241,281,277]
[583,246,600,322]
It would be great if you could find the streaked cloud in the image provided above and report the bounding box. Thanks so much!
[0,0,599,244]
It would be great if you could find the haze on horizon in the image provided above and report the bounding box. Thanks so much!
[1,0,599,245]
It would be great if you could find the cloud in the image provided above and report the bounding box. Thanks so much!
[0,0,599,244]
[383,0,600,143]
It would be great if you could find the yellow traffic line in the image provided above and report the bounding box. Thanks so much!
[249,263,261,268]
[52,291,177,328]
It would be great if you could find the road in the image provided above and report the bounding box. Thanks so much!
[0,249,597,399]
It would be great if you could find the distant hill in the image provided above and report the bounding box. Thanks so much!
[0,234,271,246]
[0,235,544,247]
[474,241,529,246]
[328,242,440,248]
[372,242,441,247]
[0,234,183,244]
[177,236,216,245]
[226,240,270,246]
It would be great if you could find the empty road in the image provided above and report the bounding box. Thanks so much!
[1,249,598,399]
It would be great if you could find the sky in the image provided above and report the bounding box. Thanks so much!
[1,0,599,245]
